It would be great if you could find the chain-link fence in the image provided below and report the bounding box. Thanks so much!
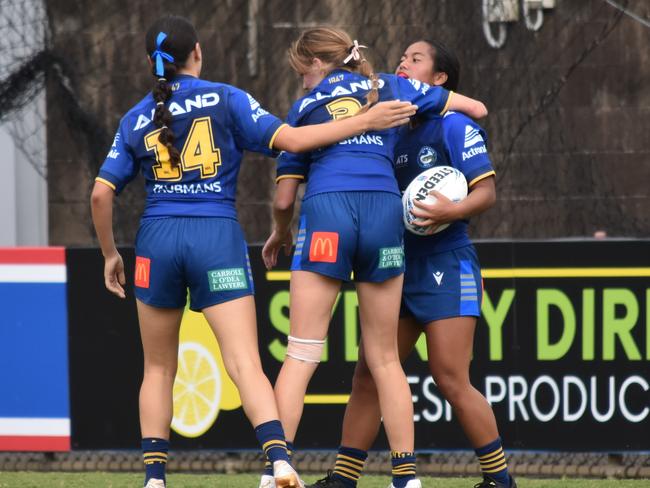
[0,0,48,179]
[1,0,649,244]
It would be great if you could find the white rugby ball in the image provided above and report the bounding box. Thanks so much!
[402,165,468,235]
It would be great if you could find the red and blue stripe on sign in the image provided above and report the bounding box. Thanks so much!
[0,247,70,451]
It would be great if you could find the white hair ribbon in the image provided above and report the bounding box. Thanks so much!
[343,39,367,64]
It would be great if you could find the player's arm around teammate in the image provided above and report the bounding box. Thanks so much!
[311,41,515,488]
[262,28,490,488]
[274,103,417,152]
[90,16,416,488]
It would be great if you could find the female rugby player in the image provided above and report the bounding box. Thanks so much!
[308,40,516,488]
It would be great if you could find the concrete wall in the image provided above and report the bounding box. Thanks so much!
[45,0,650,245]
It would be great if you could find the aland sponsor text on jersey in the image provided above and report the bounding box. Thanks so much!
[276,69,451,200]
[96,74,284,220]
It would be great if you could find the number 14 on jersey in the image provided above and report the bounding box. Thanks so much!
[145,116,222,181]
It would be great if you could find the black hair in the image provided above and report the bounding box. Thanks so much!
[145,16,198,167]
[420,39,460,92]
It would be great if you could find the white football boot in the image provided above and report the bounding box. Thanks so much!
[144,479,166,488]
[258,473,276,488]
[387,479,422,488]
[273,460,304,488]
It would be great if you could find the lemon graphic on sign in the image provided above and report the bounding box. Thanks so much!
[171,306,242,438]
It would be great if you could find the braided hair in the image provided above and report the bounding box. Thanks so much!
[145,16,198,167]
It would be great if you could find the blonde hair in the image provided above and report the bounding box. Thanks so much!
[288,27,379,108]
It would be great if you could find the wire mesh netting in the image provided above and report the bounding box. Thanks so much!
[0,0,47,178]
[0,0,649,242]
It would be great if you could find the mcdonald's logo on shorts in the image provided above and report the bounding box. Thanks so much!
[134,256,151,288]
[309,232,339,263]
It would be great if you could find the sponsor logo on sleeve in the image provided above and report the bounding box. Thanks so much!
[247,93,261,110]
[107,133,121,159]
[464,125,484,148]
[462,125,488,161]
[407,78,430,94]
[247,93,270,122]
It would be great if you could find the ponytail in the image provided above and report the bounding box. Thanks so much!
[152,73,181,167]
[343,39,378,110]
[357,58,379,110]
[145,16,199,168]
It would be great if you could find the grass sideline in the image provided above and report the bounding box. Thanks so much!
[0,473,648,487]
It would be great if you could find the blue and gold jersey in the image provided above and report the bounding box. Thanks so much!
[394,111,495,256]
[97,74,284,220]
[276,69,451,199]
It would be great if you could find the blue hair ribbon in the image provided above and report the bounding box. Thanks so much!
[152,32,174,77]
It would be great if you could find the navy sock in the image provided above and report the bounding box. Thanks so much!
[391,451,416,488]
[142,437,168,485]
[475,437,510,486]
[255,420,290,464]
[331,445,367,487]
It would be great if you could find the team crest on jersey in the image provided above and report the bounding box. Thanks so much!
[417,146,437,168]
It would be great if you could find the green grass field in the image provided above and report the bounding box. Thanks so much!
[0,473,647,487]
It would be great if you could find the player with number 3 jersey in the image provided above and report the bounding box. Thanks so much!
[262,27,488,488]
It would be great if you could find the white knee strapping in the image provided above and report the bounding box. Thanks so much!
[286,335,326,363]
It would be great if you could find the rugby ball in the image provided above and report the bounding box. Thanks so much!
[402,166,468,235]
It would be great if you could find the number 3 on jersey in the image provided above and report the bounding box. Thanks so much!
[326,97,362,120]
[145,116,222,181]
